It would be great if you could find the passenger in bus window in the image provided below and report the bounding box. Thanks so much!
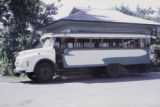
[135,39,140,48]
[94,41,99,48]
[113,42,116,48]
[123,41,127,48]
[76,39,83,48]
[108,41,113,48]
[130,40,134,48]
[118,41,123,48]
[127,40,130,48]
[106,42,109,48]
[99,39,103,48]
[61,38,67,49]
[102,39,108,48]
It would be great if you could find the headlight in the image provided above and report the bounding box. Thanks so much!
[15,60,20,67]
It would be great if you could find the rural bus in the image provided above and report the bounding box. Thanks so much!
[14,33,150,81]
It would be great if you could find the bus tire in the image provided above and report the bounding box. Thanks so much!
[106,64,123,78]
[34,62,55,82]
[27,72,37,81]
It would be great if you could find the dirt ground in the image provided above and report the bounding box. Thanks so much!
[0,72,160,107]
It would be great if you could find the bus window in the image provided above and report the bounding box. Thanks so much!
[140,39,145,48]
[66,38,74,49]
[122,39,139,48]
[113,39,123,48]
[106,39,122,48]
[103,39,109,48]
[60,38,147,49]
[61,38,67,49]
[118,40,123,48]
[92,39,101,48]
[134,39,140,48]
[146,38,150,48]
[77,39,84,48]
[83,39,91,48]
[54,38,61,48]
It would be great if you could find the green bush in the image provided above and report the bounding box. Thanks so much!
[153,45,160,51]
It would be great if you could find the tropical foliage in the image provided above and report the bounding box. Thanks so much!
[0,0,58,75]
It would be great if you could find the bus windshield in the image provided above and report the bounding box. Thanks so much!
[41,37,55,48]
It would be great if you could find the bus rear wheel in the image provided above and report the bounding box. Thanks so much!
[34,62,55,82]
[106,64,124,78]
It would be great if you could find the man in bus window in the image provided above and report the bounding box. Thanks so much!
[135,40,140,48]
[95,41,99,48]
[61,38,67,49]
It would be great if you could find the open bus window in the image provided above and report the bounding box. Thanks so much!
[60,38,67,49]
[134,39,140,48]
[146,38,150,47]
[102,39,109,48]
[92,39,101,48]
[140,39,146,48]
[122,39,140,48]
[140,38,150,48]
[54,37,148,50]
[54,38,61,48]
[75,38,106,48]
[123,39,131,48]
[102,39,123,48]
[65,38,74,49]
[83,39,91,48]
[76,39,85,48]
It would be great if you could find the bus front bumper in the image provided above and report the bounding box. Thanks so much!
[14,67,25,74]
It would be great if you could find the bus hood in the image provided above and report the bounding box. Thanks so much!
[18,47,52,56]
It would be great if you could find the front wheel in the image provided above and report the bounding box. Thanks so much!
[27,72,36,81]
[34,62,55,82]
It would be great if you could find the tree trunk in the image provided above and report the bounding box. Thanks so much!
[30,28,37,48]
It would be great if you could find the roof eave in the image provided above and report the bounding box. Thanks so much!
[38,19,160,31]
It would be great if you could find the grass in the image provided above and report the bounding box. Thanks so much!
[0,74,29,82]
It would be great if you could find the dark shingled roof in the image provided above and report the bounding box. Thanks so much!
[62,7,160,25]
[39,7,160,30]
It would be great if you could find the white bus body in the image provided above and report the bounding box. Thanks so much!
[14,33,150,81]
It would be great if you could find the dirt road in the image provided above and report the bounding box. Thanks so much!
[0,72,160,107]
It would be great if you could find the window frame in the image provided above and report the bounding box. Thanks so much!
[54,37,149,50]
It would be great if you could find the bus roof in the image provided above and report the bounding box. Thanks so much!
[41,33,150,40]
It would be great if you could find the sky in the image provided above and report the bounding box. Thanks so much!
[43,0,160,19]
